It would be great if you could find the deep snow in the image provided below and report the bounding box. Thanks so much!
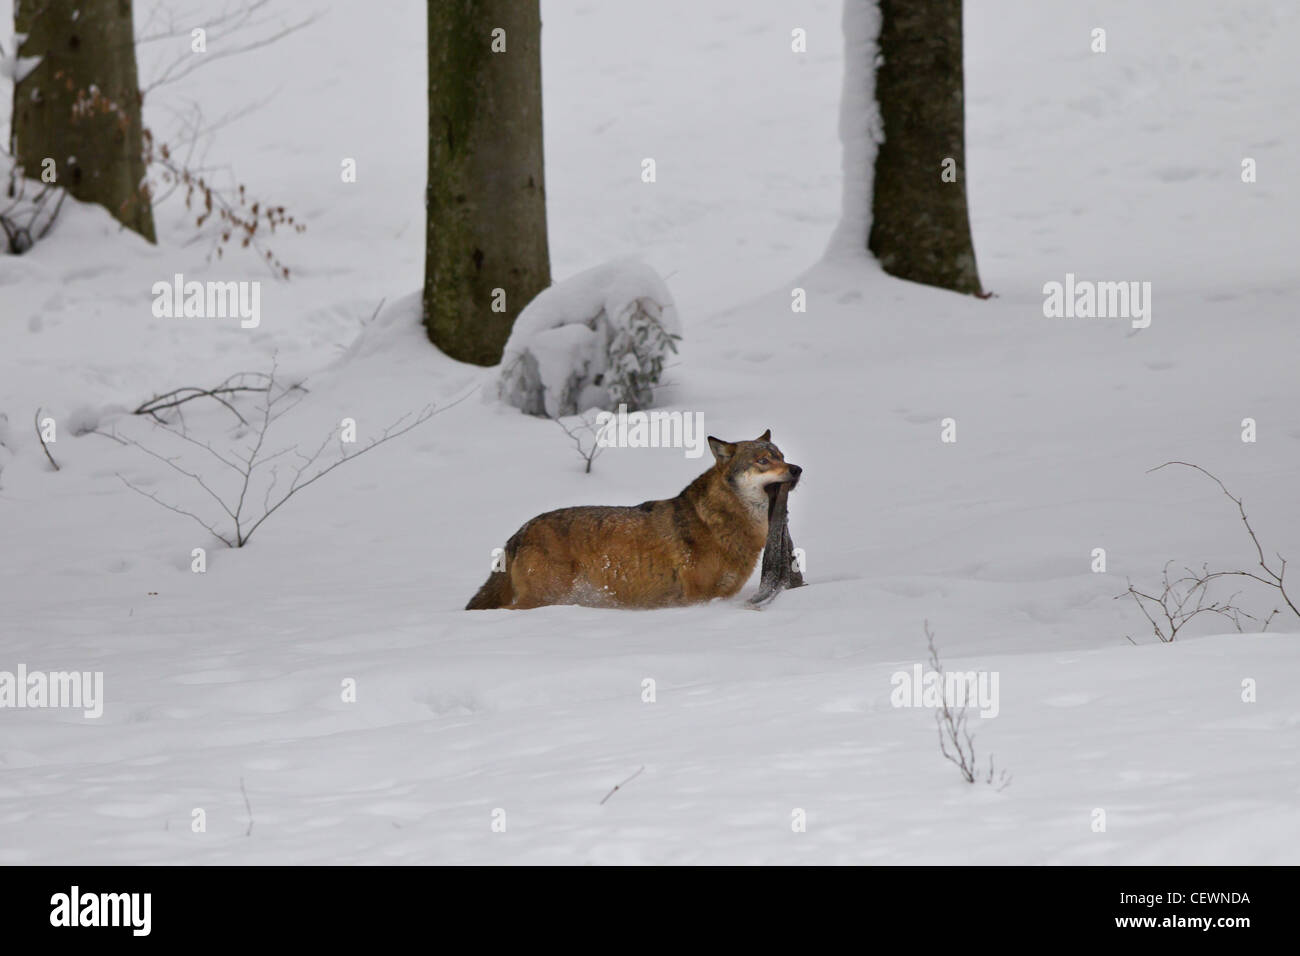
[0,0,1298,864]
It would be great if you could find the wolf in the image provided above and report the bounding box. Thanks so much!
[466,430,801,609]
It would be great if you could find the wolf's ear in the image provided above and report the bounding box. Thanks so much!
[707,436,736,463]
[756,429,771,442]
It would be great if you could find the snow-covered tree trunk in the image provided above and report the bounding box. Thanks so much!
[863,0,982,295]
[424,0,551,366]
[10,0,156,243]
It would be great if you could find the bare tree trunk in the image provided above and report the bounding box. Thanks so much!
[11,0,155,242]
[869,0,981,295]
[424,0,551,366]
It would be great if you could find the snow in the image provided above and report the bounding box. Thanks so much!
[0,0,1298,864]
[0,48,40,85]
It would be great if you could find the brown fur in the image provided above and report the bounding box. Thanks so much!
[466,430,801,609]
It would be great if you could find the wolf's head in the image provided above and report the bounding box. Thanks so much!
[706,429,802,520]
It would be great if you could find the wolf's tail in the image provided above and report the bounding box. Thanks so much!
[466,569,513,610]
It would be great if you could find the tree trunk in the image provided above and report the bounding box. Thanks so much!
[11,0,155,242]
[424,0,551,366]
[869,0,980,295]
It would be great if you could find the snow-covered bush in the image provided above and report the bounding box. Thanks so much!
[497,258,679,418]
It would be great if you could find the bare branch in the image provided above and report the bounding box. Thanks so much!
[138,0,274,44]
[240,403,446,544]
[88,428,129,446]
[143,124,307,278]
[1147,462,1298,621]
[550,411,611,474]
[141,2,324,94]
[111,431,237,520]
[116,473,234,547]
[1118,563,1260,644]
[115,362,474,548]
[133,376,275,425]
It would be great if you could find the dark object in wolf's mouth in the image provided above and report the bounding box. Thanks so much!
[748,480,804,607]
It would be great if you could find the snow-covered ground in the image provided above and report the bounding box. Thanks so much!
[1,0,1298,864]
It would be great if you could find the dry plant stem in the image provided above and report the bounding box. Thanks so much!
[600,766,645,805]
[34,408,60,471]
[115,367,470,547]
[239,777,254,837]
[1149,461,1299,621]
[142,127,306,278]
[133,372,282,425]
[928,622,976,783]
[139,1,323,94]
[925,622,1010,790]
[551,413,610,474]
[1118,560,1258,643]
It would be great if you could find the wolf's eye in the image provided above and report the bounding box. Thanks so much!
[756,457,770,466]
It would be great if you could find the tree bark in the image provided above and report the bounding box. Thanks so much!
[11,0,155,242]
[424,0,551,366]
[869,0,981,295]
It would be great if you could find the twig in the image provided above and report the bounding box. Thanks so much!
[600,766,645,805]
[133,376,275,425]
[140,2,325,94]
[551,412,611,474]
[116,363,475,547]
[236,401,452,545]
[1147,462,1299,621]
[88,429,128,446]
[116,474,234,547]
[33,408,59,471]
[240,777,254,837]
[143,127,307,278]
[926,622,1009,789]
[37,190,66,240]
[1116,561,1256,643]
